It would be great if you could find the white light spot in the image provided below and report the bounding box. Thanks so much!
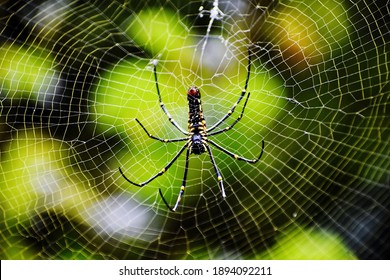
[83,195,156,240]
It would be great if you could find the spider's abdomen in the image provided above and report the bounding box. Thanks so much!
[187,86,207,155]
[187,87,204,124]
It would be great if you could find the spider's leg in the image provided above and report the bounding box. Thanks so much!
[207,92,251,137]
[119,141,190,187]
[207,47,253,132]
[207,139,264,163]
[159,146,191,211]
[159,188,175,212]
[205,143,226,198]
[153,64,187,135]
[135,118,189,143]
[167,147,191,212]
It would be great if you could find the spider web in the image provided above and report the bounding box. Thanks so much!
[0,0,389,260]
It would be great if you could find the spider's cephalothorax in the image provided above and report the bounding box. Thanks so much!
[119,47,265,212]
[187,87,207,155]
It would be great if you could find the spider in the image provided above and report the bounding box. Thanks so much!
[119,47,264,212]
